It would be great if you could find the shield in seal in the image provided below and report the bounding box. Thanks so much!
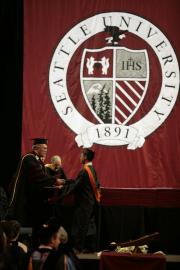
[80,47,149,125]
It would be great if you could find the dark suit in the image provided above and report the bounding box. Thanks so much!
[8,152,57,226]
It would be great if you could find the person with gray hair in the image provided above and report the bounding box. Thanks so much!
[45,155,67,179]
[8,139,64,229]
[27,217,79,270]
[45,155,67,224]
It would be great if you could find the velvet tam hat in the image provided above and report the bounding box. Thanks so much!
[32,138,48,145]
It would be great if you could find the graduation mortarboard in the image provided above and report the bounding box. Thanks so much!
[32,138,48,145]
[38,217,61,242]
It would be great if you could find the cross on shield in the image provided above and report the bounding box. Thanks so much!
[80,47,149,124]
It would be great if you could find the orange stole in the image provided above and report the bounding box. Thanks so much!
[84,164,101,203]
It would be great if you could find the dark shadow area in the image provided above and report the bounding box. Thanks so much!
[99,206,180,255]
[1,0,23,190]
[59,204,180,255]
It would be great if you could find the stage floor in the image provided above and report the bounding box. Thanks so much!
[78,253,180,261]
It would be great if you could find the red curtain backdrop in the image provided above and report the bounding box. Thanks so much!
[23,0,180,205]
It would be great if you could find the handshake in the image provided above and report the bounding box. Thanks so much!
[55,178,66,189]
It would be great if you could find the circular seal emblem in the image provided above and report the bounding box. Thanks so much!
[49,12,179,149]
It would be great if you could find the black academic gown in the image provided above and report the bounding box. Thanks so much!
[45,166,67,222]
[8,152,57,227]
[45,166,67,179]
[62,164,100,252]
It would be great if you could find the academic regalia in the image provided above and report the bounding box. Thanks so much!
[45,165,67,222]
[8,151,57,227]
[45,165,67,179]
[6,240,27,270]
[26,218,79,270]
[27,247,77,270]
[62,164,100,252]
